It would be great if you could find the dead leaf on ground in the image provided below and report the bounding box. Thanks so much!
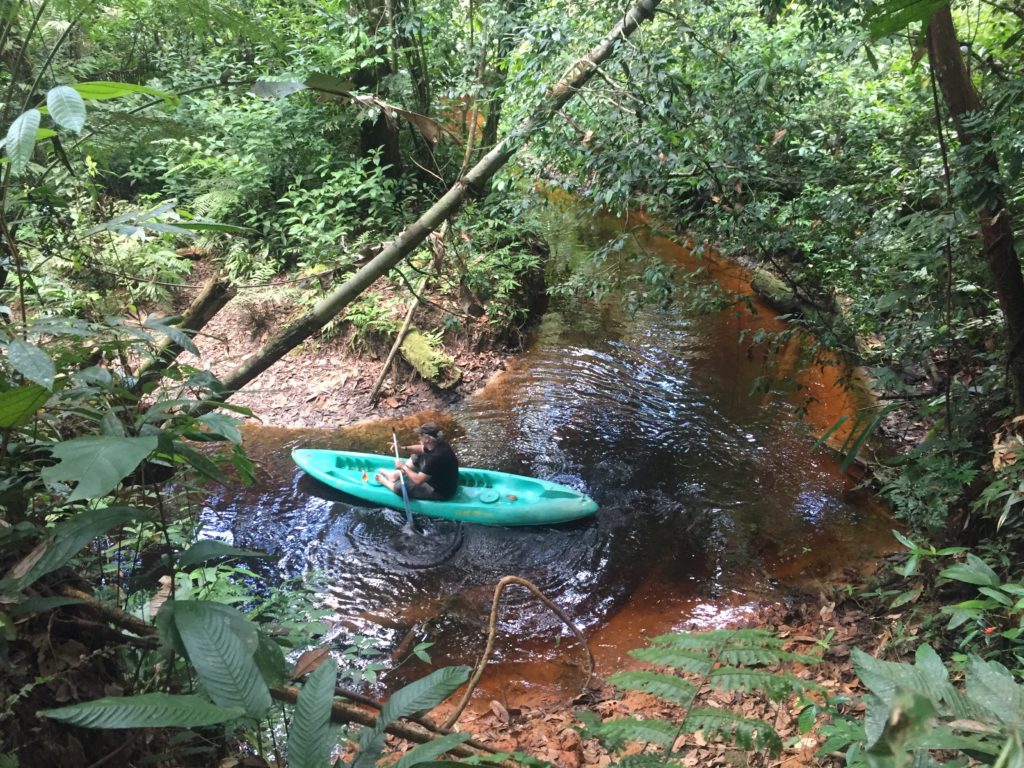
[490,700,510,723]
[290,647,331,680]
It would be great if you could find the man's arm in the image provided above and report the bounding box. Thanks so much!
[396,461,430,487]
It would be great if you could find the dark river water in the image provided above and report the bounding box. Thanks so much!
[201,203,893,706]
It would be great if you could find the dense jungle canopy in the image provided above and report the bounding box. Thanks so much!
[2,0,1024,765]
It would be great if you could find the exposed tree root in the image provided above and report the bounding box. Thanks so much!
[442,574,594,730]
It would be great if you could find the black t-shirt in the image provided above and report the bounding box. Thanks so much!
[418,441,459,499]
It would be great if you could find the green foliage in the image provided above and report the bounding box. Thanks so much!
[353,665,471,767]
[875,446,979,532]
[41,436,160,502]
[8,506,149,590]
[938,555,1024,667]
[578,629,824,762]
[39,693,245,729]
[165,600,272,719]
[842,645,1024,767]
[583,630,1024,768]
[344,294,401,351]
[875,532,1024,670]
[288,657,339,768]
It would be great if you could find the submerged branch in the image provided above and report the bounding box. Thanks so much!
[442,575,594,730]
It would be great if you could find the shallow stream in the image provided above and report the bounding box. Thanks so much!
[201,203,893,706]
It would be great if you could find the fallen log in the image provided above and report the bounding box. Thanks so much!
[193,0,661,414]
[133,271,236,392]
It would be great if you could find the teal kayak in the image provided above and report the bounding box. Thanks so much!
[291,449,598,526]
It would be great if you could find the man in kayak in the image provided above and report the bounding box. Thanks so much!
[375,422,459,500]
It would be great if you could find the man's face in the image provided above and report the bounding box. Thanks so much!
[421,434,437,450]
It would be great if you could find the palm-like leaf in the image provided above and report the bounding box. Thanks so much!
[288,658,338,768]
[395,732,471,768]
[40,693,243,728]
[589,716,679,748]
[354,666,470,768]
[173,600,271,719]
[709,668,822,700]
[0,384,50,428]
[607,670,697,704]
[684,707,781,754]
[630,646,713,675]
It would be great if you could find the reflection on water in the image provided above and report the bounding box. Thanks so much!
[201,203,892,705]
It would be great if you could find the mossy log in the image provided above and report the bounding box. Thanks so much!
[400,328,461,389]
[750,269,801,314]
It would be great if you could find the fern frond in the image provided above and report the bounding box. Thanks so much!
[629,646,714,675]
[648,629,779,650]
[607,670,697,704]
[613,754,678,768]
[192,188,240,218]
[684,707,782,755]
[708,667,822,700]
[718,647,822,666]
[591,716,679,749]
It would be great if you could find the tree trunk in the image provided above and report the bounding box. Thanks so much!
[198,0,661,412]
[928,6,1024,410]
[479,2,529,158]
[354,0,404,177]
[133,272,236,392]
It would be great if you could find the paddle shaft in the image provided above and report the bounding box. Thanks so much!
[392,429,415,529]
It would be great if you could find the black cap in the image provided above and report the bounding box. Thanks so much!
[417,422,442,438]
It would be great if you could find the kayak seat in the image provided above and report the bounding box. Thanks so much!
[458,471,493,488]
[540,488,578,499]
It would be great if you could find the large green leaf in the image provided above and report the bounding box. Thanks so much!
[864,0,949,40]
[40,693,244,728]
[251,80,307,98]
[12,506,147,589]
[143,315,199,356]
[196,413,242,444]
[940,554,999,587]
[376,666,470,729]
[966,655,1024,727]
[685,707,782,753]
[395,732,471,768]
[177,540,269,569]
[5,109,41,175]
[41,435,158,501]
[288,657,338,768]
[72,81,176,104]
[46,86,86,132]
[172,600,271,719]
[254,631,288,689]
[355,666,470,767]
[304,72,356,96]
[853,645,982,720]
[0,384,50,428]
[8,340,55,389]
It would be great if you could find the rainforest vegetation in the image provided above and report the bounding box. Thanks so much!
[2,0,1024,765]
